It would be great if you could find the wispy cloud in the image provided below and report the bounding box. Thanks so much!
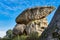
[0,2,16,11]
[0,0,24,17]
[0,31,6,38]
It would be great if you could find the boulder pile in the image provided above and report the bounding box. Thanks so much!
[13,6,54,36]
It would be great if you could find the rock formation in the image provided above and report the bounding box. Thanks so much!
[39,6,60,40]
[26,18,48,35]
[16,7,54,24]
[13,6,54,36]
[13,24,26,35]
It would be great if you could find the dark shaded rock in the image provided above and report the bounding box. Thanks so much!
[39,6,60,40]
[13,24,26,35]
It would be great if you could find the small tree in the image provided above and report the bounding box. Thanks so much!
[6,29,13,39]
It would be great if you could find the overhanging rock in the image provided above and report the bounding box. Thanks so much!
[13,6,55,37]
[16,6,54,24]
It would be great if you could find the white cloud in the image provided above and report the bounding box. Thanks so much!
[0,31,6,38]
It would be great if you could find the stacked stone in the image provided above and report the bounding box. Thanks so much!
[13,6,54,36]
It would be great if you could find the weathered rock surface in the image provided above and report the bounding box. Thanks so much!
[46,6,60,40]
[16,6,54,24]
[39,6,60,40]
[13,18,48,36]
[25,18,48,35]
[13,6,55,37]
[13,24,26,35]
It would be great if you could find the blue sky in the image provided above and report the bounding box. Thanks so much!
[0,0,60,37]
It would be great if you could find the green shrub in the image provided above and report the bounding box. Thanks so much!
[26,32,39,40]
[12,35,27,40]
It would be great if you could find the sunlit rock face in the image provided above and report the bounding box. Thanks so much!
[25,18,48,35]
[13,18,48,36]
[13,6,54,36]
[16,6,54,24]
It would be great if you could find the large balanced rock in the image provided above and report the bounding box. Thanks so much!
[25,18,48,35]
[16,6,54,24]
[13,18,48,36]
[13,24,26,35]
[13,6,55,36]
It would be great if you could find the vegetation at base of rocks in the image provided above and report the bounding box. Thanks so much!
[0,29,40,40]
[1,29,60,40]
[0,35,27,40]
[26,32,39,40]
[12,35,27,40]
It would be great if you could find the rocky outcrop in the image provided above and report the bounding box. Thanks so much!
[13,6,54,36]
[13,24,26,35]
[39,6,60,40]
[26,18,48,35]
[46,6,60,40]
[16,6,54,24]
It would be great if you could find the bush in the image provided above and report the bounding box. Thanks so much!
[12,35,27,40]
[26,32,39,40]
